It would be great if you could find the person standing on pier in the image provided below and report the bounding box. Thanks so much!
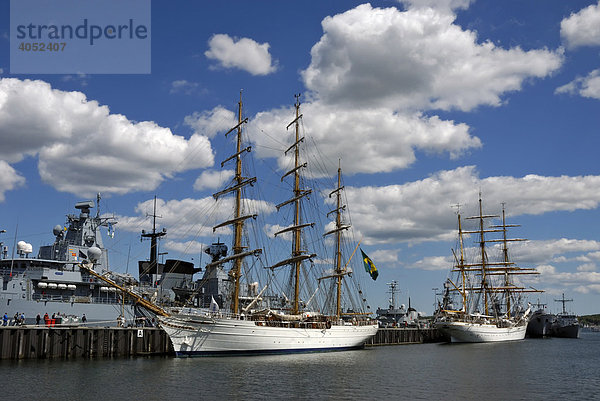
[36,314,41,326]
[2,313,7,326]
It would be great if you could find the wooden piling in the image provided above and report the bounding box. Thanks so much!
[0,326,174,360]
[366,327,449,346]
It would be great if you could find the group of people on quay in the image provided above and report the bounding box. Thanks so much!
[2,311,87,326]
[2,312,25,326]
[2,311,157,327]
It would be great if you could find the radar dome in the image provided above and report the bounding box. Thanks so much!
[53,225,63,236]
[17,241,33,254]
[87,247,102,263]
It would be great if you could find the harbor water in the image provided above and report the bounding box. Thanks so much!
[1,331,599,400]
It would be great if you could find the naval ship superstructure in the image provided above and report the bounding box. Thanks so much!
[0,200,138,325]
[0,197,256,326]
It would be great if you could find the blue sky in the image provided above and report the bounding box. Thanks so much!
[1,0,600,315]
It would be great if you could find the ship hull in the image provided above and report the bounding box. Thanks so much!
[526,310,555,338]
[551,324,579,338]
[159,312,378,356]
[551,316,579,339]
[435,320,527,343]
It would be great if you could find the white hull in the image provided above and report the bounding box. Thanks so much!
[436,320,527,343]
[159,311,378,356]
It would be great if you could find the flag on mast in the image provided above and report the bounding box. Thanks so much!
[360,249,378,281]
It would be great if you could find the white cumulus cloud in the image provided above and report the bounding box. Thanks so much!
[301,4,563,112]
[0,160,25,201]
[561,1,600,49]
[205,34,278,76]
[555,69,600,100]
[193,169,235,191]
[115,196,276,240]
[184,106,237,138]
[399,0,474,11]
[251,103,481,176]
[344,166,600,246]
[170,80,202,95]
[0,78,215,197]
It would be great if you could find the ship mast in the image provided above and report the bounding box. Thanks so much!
[323,160,351,318]
[488,203,537,317]
[141,196,166,287]
[292,95,302,314]
[462,197,540,317]
[477,197,490,315]
[463,196,499,316]
[448,208,469,314]
[555,293,573,315]
[494,204,521,316]
[444,198,542,321]
[333,163,344,317]
[210,92,262,314]
[270,94,315,315]
[457,210,468,311]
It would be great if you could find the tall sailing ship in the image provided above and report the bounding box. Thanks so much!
[158,94,378,356]
[434,197,540,342]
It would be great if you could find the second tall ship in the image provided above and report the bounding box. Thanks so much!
[434,198,541,342]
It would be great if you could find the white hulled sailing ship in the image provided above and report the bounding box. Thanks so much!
[434,197,540,342]
[158,94,377,356]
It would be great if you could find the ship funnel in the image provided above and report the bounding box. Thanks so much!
[87,246,102,263]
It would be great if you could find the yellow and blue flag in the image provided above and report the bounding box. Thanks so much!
[361,249,378,281]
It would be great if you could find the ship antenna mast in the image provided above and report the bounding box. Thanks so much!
[555,293,573,314]
[96,193,101,218]
[141,195,166,287]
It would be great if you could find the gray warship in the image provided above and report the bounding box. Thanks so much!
[526,295,580,339]
[526,301,554,338]
[0,199,138,326]
[0,197,198,326]
[551,293,579,339]
[375,280,423,328]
